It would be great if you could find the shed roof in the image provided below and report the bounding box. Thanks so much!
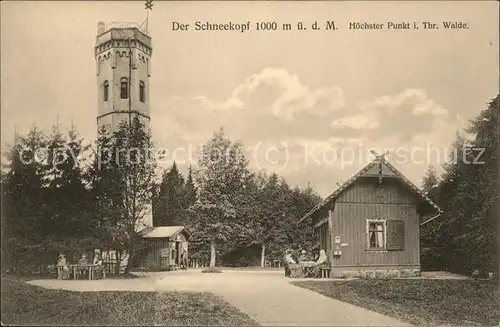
[140,226,190,239]
[297,155,442,225]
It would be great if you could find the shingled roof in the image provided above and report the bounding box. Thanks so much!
[140,226,190,239]
[297,155,442,225]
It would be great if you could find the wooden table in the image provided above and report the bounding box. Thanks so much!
[57,264,104,280]
[301,261,316,278]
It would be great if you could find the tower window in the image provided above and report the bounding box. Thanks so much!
[103,80,109,102]
[120,77,128,99]
[139,81,145,103]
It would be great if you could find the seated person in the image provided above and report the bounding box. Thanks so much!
[78,254,89,277]
[79,254,89,265]
[310,245,319,260]
[298,250,308,263]
[313,249,328,278]
[57,253,70,279]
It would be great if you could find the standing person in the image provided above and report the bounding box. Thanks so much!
[294,246,302,263]
[313,249,328,278]
[93,253,104,279]
[180,251,188,270]
[283,249,296,277]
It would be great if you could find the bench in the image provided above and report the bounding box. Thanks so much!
[136,262,149,276]
[321,267,332,279]
[321,267,332,278]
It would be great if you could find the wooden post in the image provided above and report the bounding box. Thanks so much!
[328,210,334,264]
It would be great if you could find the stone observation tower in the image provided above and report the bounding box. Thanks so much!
[95,21,153,229]
[95,21,152,131]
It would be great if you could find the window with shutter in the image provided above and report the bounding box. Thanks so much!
[386,220,405,250]
[367,220,386,250]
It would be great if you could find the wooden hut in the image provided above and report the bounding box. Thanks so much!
[298,152,442,278]
[140,226,190,271]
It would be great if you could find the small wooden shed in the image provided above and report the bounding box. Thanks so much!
[140,226,190,271]
[298,153,442,278]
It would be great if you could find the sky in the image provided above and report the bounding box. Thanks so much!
[1,1,498,197]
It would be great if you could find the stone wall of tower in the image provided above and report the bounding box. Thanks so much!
[95,23,154,229]
[95,26,152,132]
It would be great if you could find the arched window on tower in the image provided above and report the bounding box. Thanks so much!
[120,77,128,99]
[103,80,109,102]
[139,81,145,103]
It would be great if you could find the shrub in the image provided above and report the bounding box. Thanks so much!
[201,267,222,273]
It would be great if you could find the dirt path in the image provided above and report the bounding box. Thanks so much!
[28,270,412,326]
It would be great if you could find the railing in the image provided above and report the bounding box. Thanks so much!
[103,21,148,35]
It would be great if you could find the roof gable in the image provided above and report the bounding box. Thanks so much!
[141,226,190,239]
[361,161,397,177]
[298,156,442,224]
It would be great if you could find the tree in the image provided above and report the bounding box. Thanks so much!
[44,124,92,240]
[422,165,440,200]
[153,162,185,226]
[2,127,48,241]
[239,173,320,267]
[288,184,320,250]
[251,173,287,267]
[88,116,155,274]
[63,125,94,236]
[1,127,50,271]
[182,165,197,215]
[188,128,251,268]
[463,95,499,276]
[422,94,499,277]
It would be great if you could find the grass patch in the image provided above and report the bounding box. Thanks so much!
[292,279,499,326]
[201,267,223,273]
[1,278,258,326]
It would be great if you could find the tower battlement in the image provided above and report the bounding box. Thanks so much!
[95,22,152,57]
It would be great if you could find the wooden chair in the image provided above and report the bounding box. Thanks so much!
[136,261,150,276]
[289,264,304,278]
[90,265,103,279]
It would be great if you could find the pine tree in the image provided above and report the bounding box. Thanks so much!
[2,126,49,271]
[422,165,440,200]
[183,165,197,210]
[424,94,500,276]
[154,162,185,226]
[88,117,156,274]
[58,126,93,238]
